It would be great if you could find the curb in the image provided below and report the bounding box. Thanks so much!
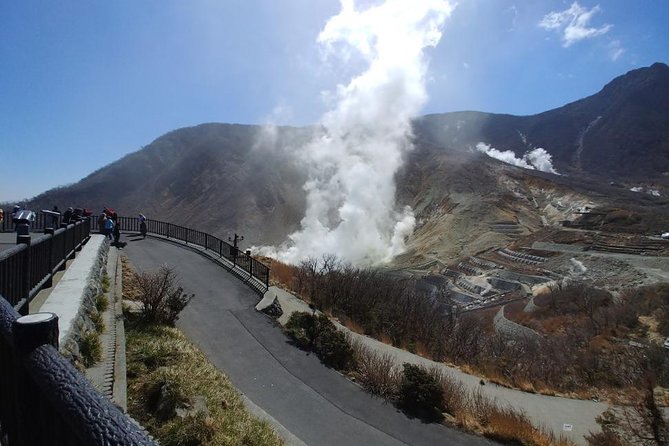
[111,247,128,410]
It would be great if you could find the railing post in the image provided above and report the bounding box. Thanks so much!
[12,312,59,444]
[18,241,31,315]
[44,228,54,288]
[13,312,59,350]
[16,223,31,246]
[205,233,208,250]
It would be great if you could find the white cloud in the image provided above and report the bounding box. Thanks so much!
[608,40,625,61]
[539,2,611,47]
[507,5,518,32]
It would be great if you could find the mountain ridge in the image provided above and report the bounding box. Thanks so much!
[22,63,669,261]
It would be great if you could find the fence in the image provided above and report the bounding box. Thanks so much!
[1,210,271,293]
[0,218,90,315]
[95,216,271,293]
[0,298,155,445]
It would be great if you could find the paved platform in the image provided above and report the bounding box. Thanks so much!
[0,232,18,253]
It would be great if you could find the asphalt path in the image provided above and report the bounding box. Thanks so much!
[124,237,494,446]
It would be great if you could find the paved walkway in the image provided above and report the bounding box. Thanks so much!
[0,231,18,253]
[124,237,493,446]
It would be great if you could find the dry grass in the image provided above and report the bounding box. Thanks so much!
[265,258,297,290]
[350,342,577,446]
[125,323,283,446]
[451,386,575,446]
[350,338,401,399]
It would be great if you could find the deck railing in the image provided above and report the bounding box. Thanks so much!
[1,210,271,293]
[0,218,90,315]
[98,216,271,293]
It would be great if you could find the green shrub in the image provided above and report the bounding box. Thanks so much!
[318,327,353,370]
[96,292,109,312]
[80,331,102,367]
[398,363,444,421]
[101,274,111,293]
[285,311,318,346]
[285,311,354,370]
[91,310,105,333]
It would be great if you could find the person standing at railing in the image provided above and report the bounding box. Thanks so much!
[139,213,147,239]
[104,215,114,240]
[98,212,107,234]
[50,206,60,228]
[113,217,121,246]
[0,208,3,227]
[63,207,73,225]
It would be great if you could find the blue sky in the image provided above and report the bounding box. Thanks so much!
[1,0,667,203]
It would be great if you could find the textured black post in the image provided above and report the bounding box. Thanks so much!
[19,243,31,316]
[12,312,59,445]
[16,223,30,246]
[13,312,59,352]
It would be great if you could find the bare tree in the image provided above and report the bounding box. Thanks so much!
[623,375,668,445]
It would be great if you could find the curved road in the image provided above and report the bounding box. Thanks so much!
[124,237,493,446]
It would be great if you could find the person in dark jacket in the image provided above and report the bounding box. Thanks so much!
[113,218,121,246]
[62,207,73,225]
[139,213,147,238]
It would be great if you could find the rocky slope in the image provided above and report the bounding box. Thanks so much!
[25,63,669,264]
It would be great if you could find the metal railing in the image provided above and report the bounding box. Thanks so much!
[1,209,270,293]
[0,219,91,315]
[0,298,155,446]
[91,216,271,293]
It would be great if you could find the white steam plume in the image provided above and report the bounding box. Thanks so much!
[256,0,454,266]
[476,143,558,174]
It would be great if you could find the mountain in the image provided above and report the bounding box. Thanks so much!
[415,62,669,179]
[25,63,669,262]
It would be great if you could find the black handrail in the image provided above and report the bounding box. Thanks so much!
[0,298,155,446]
[0,219,91,315]
[1,210,270,292]
[92,216,271,292]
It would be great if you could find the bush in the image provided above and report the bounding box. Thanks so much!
[96,292,109,312]
[285,311,354,370]
[585,430,626,446]
[351,340,401,398]
[101,273,110,293]
[136,266,194,325]
[90,310,105,333]
[80,330,102,367]
[398,363,444,421]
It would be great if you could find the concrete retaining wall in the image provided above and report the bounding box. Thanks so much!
[40,235,109,365]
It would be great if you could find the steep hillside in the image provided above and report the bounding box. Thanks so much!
[30,124,311,244]
[25,63,669,262]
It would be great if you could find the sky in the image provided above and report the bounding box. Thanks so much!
[1,0,667,203]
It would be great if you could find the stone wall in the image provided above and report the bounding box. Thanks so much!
[40,235,109,366]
